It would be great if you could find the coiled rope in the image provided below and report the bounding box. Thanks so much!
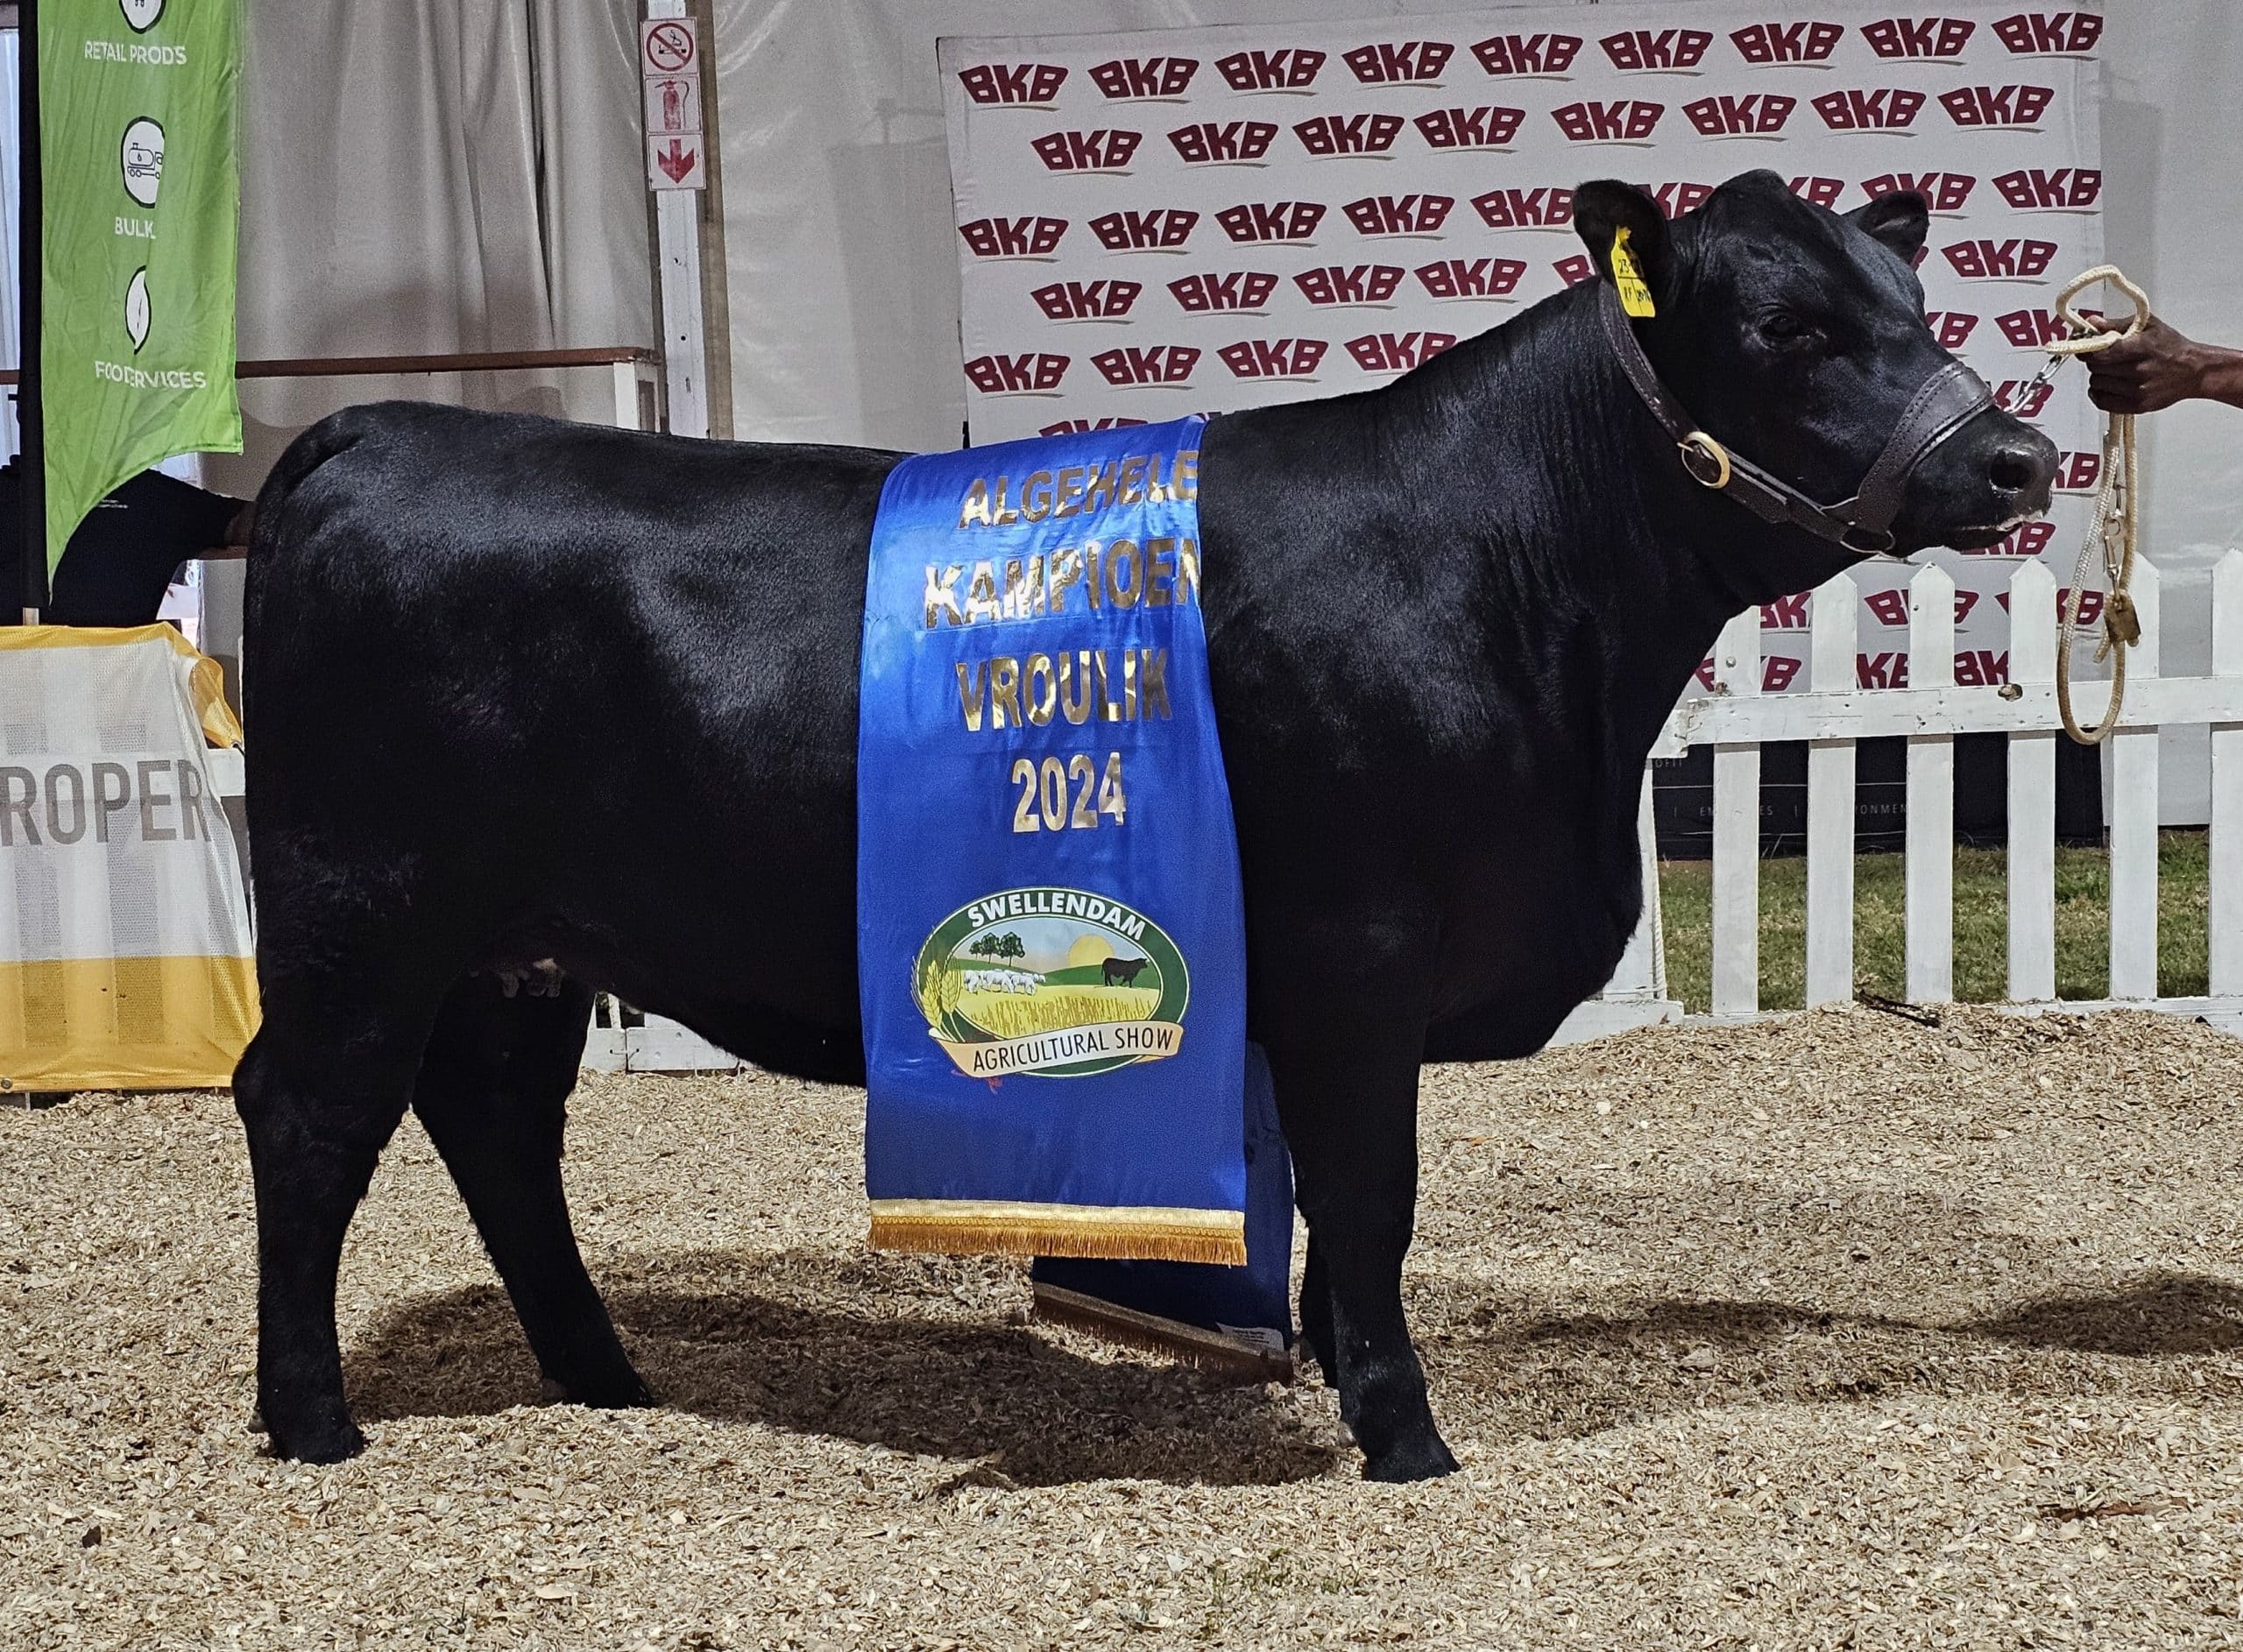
[2045,265,2150,745]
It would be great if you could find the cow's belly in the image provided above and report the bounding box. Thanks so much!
[1422,818,1641,1059]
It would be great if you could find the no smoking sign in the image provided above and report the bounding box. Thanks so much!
[640,19,697,78]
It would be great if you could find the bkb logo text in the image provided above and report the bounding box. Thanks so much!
[1167,272,1278,313]
[1343,194,1454,236]
[1031,130,1143,172]
[1087,208,1197,251]
[1344,40,1454,81]
[1683,93,1794,135]
[1993,167,2101,208]
[966,354,1069,394]
[1090,345,1199,386]
[1215,201,1325,243]
[1864,171,1977,212]
[1992,12,2102,54]
[1940,85,2055,126]
[1469,32,1581,74]
[1860,18,1976,58]
[959,216,1066,259]
[1815,88,1926,130]
[1218,338,1329,378]
[1414,106,1526,149]
[1552,100,1665,141]
[1031,280,1142,321]
[1730,21,1843,63]
[1294,265,1405,306]
[1089,57,1199,99]
[958,63,1067,105]
[1213,48,1326,90]
[1167,121,1277,164]
[1294,113,1406,155]
[1599,29,1712,69]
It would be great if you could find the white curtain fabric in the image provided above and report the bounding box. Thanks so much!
[201,0,653,499]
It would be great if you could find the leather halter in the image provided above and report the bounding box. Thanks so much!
[1599,283,1996,556]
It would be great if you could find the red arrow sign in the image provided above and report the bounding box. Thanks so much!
[656,138,697,183]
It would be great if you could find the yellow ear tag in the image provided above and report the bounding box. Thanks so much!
[1611,227,1656,318]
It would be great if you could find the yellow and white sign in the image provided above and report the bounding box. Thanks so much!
[0,626,256,1091]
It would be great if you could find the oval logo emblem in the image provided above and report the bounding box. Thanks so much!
[912,886,1190,1078]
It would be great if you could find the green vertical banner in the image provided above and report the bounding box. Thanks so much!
[39,0,243,575]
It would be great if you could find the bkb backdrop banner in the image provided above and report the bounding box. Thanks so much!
[939,1,2105,693]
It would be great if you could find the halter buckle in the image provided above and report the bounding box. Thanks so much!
[1840,523,1897,556]
[1678,432,1731,490]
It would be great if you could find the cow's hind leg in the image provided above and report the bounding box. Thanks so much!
[235,1007,425,1463]
[410,971,652,1410]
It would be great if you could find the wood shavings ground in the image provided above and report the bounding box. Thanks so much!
[4,1005,2241,1648]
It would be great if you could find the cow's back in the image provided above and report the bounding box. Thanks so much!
[245,401,902,1049]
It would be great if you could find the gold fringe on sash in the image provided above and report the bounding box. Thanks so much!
[867,1198,1246,1266]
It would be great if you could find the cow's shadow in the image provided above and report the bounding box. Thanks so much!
[343,1247,1343,1488]
[1412,1270,2243,1444]
[344,1239,2243,1486]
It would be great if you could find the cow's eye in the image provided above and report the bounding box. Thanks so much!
[1758,310,1818,344]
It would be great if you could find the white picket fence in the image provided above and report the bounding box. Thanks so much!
[591,553,2243,1070]
[1644,551,2243,1023]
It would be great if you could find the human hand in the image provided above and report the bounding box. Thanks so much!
[2077,312,2220,413]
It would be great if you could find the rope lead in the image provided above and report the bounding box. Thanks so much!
[2046,265,2148,745]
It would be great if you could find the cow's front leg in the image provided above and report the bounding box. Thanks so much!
[1267,1027,1457,1482]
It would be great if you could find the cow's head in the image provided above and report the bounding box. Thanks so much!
[1574,169,2055,579]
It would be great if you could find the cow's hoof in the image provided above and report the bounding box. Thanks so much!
[1362,1431,1461,1483]
[1297,1329,1338,1388]
[543,1365,656,1411]
[267,1414,367,1465]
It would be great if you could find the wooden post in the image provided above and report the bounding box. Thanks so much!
[1905,564,1956,1003]
[2006,561,2058,1001]
[2212,552,2243,998]
[1710,609,1760,1016]
[1804,575,1857,1006]
[2107,558,2161,999]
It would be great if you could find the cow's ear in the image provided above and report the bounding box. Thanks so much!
[1572,180,1671,305]
[1847,190,1929,265]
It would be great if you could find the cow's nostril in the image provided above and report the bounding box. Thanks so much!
[1989,446,2043,496]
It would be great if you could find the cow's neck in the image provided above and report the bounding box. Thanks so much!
[1357,279,1850,771]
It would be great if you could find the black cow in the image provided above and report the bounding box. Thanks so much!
[234,173,2053,1479]
[1100,957,1151,987]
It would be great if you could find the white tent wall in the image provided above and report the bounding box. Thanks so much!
[706,0,2240,823]
[2096,0,2243,822]
[197,0,655,504]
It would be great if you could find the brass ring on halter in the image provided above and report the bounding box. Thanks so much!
[1679,431,1731,490]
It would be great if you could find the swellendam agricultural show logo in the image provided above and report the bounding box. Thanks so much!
[913,887,1189,1078]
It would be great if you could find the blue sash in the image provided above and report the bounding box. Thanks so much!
[857,417,1250,1263]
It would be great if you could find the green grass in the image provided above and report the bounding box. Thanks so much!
[1659,829,2211,1013]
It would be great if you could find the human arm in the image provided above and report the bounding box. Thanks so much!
[2078,313,2243,413]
